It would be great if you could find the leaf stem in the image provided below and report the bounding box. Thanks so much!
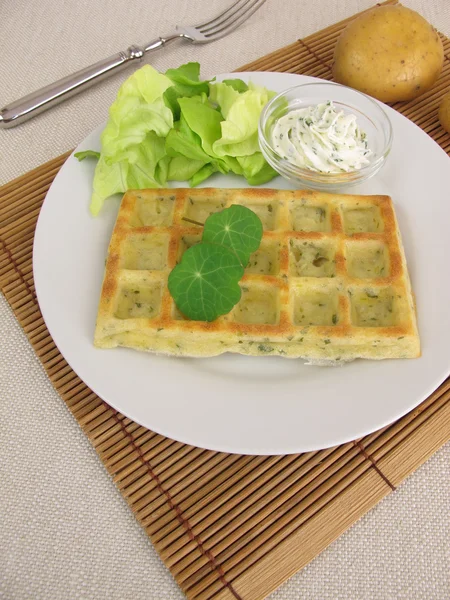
[182,216,204,227]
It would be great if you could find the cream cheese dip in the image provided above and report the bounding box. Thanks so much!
[271,101,372,173]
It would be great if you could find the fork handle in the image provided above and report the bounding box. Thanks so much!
[0,41,164,129]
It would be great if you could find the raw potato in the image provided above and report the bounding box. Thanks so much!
[439,92,450,133]
[333,5,444,102]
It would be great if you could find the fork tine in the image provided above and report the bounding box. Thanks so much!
[193,0,247,30]
[202,0,266,39]
[199,0,254,34]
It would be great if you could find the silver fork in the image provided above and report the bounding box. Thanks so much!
[0,0,266,129]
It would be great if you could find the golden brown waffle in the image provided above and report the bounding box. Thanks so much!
[94,188,420,361]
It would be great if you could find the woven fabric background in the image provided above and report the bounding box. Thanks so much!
[1,1,450,598]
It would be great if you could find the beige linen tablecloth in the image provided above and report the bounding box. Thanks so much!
[1,1,449,598]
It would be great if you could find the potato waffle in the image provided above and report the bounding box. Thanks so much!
[94,188,420,361]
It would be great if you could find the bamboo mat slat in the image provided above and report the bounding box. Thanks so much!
[1,2,450,598]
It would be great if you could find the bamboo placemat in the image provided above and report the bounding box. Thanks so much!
[1,2,450,599]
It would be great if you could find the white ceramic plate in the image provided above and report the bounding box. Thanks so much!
[33,72,450,455]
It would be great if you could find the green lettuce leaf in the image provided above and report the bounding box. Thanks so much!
[125,131,167,189]
[155,155,170,186]
[165,115,211,163]
[164,62,210,120]
[90,157,128,217]
[168,156,206,181]
[209,81,241,119]
[85,63,279,215]
[74,150,100,161]
[101,96,173,163]
[189,163,218,187]
[208,81,277,162]
[173,96,237,178]
[221,79,249,93]
[165,62,209,92]
[178,95,223,158]
[212,85,273,157]
[89,65,173,214]
[219,155,243,175]
[236,153,277,181]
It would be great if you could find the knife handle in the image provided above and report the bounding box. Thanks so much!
[0,43,161,129]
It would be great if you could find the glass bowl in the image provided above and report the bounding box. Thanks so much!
[258,82,393,191]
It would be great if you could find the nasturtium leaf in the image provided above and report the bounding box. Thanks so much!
[202,205,263,267]
[168,205,264,320]
[168,242,244,322]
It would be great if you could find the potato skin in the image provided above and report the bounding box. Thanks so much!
[332,6,444,102]
[439,92,450,133]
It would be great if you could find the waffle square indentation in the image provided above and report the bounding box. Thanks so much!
[233,285,279,325]
[184,197,227,226]
[246,241,280,275]
[131,194,175,227]
[293,287,339,326]
[115,284,162,320]
[350,287,398,327]
[346,240,389,278]
[342,205,383,234]
[243,201,279,231]
[290,201,331,232]
[122,233,169,270]
[289,239,336,278]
